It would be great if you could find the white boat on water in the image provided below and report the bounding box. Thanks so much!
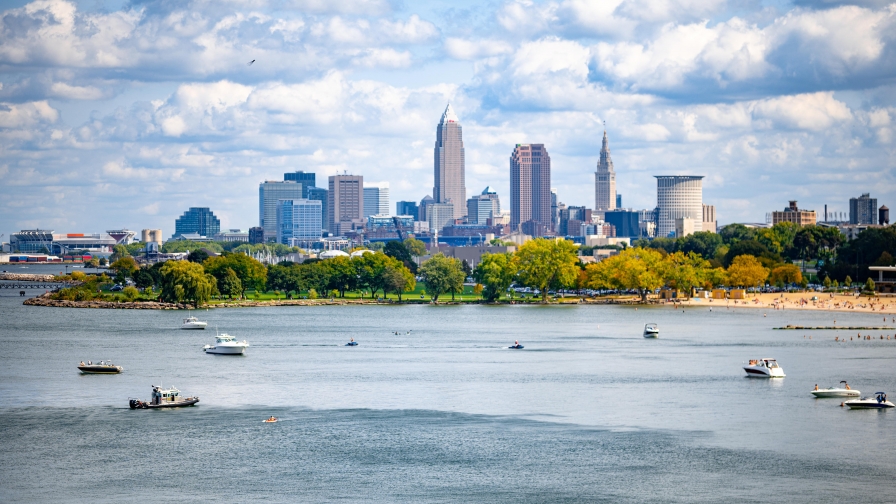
[643,323,659,338]
[203,331,249,355]
[182,316,208,330]
[811,381,860,398]
[743,358,785,378]
[844,392,894,409]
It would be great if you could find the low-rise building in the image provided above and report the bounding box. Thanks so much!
[213,229,249,242]
[771,201,816,226]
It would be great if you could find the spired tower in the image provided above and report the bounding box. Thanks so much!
[434,103,467,220]
[595,129,617,211]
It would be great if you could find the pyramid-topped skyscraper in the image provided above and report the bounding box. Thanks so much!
[595,130,616,210]
[433,103,466,219]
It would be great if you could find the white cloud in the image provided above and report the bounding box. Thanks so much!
[752,92,852,131]
[49,82,105,100]
[444,38,513,60]
[0,101,59,128]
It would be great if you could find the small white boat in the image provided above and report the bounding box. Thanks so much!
[130,385,199,409]
[743,358,785,378]
[811,381,860,398]
[844,392,894,409]
[643,323,659,338]
[203,331,249,355]
[181,316,208,330]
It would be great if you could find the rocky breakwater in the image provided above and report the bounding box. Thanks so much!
[24,293,181,310]
[0,273,58,282]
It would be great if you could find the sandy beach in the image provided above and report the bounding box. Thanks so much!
[673,292,896,315]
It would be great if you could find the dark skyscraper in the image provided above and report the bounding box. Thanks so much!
[284,170,316,198]
[173,207,220,238]
[849,193,877,224]
[433,103,466,220]
[510,144,551,232]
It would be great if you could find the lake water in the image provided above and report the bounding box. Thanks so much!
[2,264,896,502]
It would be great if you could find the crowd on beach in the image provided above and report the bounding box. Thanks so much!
[675,292,896,315]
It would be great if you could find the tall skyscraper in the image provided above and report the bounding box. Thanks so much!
[850,193,877,224]
[510,144,551,232]
[396,201,419,218]
[284,170,316,198]
[363,183,390,218]
[329,174,364,235]
[595,130,617,211]
[259,181,303,242]
[433,103,466,219]
[307,186,329,233]
[276,199,322,246]
[655,176,703,238]
[173,207,220,239]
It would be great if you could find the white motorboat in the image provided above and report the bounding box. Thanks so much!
[844,392,894,409]
[811,381,860,398]
[181,316,208,330]
[743,358,785,378]
[203,332,249,355]
[643,323,659,338]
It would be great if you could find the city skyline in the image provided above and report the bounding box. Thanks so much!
[0,0,894,237]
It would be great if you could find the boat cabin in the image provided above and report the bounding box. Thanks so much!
[151,386,182,406]
[748,358,779,368]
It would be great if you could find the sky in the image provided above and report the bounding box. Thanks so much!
[0,0,894,239]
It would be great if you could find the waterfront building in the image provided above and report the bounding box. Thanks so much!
[433,103,466,220]
[260,181,303,242]
[276,199,322,246]
[604,209,641,238]
[248,227,264,245]
[307,186,329,233]
[328,174,364,235]
[655,176,703,238]
[284,170,316,198]
[213,229,249,242]
[141,229,162,246]
[10,230,119,255]
[510,144,551,232]
[396,201,419,219]
[427,202,455,233]
[850,193,877,225]
[364,183,390,219]
[771,201,816,226]
[702,204,717,233]
[595,130,617,211]
[173,207,220,239]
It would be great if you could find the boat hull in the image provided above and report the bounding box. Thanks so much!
[129,398,199,409]
[811,389,860,398]
[643,333,658,338]
[204,346,246,355]
[844,400,895,409]
[181,324,207,330]
[743,366,785,378]
[78,365,123,374]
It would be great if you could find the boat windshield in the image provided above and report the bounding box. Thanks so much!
[765,360,778,367]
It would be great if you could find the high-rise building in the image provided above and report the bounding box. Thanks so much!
[604,210,640,238]
[702,204,717,233]
[248,227,264,244]
[595,130,617,211]
[284,171,316,198]
[419,195,434,222]
[510,144,551,232]
[480,186,501,214]
[433,103,466,219]
[363,183,390,219]
[173,207,220,239]
[466,196,496,225]
[427,202,455,232]
[329,174,364,235]
[850,193,877,224]
[307,186,329,233]
[772,201,816,226]
[616,194,622,209]
[396,201,419,218]
[655,176,703,238]
[277,199,322,246]
[259,181,303,242]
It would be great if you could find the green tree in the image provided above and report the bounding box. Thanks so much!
[159,260,217,307]
[719,223,757,244]
[676,231,724,259]
[865,277,876,292]
[203,253,267,297]
[723,240,779,267]
[472,253,514,302]
[353,252,395,297]
[134,269,155,290]
[844,275,853,287]
[585,247,666,302]
[664,251,709,297]
[419,253,464,303]
[220,268,243,299]
[461,259,472,278]
[162,240,223,254]
[403,237,427,257]
[109,256,139,280]
[110,244,130,262]
[187,249,210,263]
[321,256,355,297]
[726,255,769,288]
[368,241,385,252]
[382,263,416,301]
[823,275,832,289]
[769,264,802,286]
[756,222,799,257]
[384,240,417,273]
[513,238,580,303]
[121,286,139,302]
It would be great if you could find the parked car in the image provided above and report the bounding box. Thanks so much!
[110,284,124,292]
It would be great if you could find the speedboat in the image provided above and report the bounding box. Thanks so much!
[643,323,659,338]
[811,381,860,398]
[844,392,894,409]
[78,360,123,374]
[181,316,208,330]
[203,332,249,355]
[129,385,199,409]
[743,358,785,378]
